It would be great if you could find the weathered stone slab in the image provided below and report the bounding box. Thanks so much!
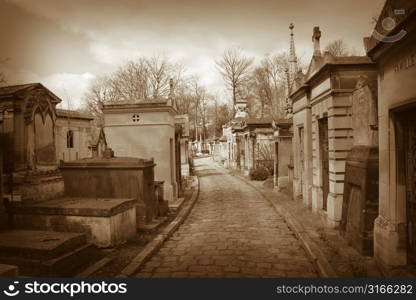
[0,230,87,259]
[12,198,137,248]
[0,230,98,277]
[13,197,136,217]
[0,264,18,277]
[60,157,157,224]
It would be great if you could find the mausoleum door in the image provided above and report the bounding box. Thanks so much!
[34,112,56,166]
[319,118,329,211]
[404,111,416,264]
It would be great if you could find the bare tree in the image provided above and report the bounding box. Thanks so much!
[146,55,172,99]
[84,76,118,126]
[83,55,186,120]
[109,59,149,101]
[174,75,201,116]
[324,39,355,56]
[245,53,289,120]
[208,101,233,138]
[216,47,254,111]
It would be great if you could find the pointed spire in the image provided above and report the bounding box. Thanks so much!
[289,23,298,83]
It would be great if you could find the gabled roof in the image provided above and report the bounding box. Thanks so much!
[0,83,62,104]
[0,83,37,96]
[290,53,374,99]
[90,127,107,147]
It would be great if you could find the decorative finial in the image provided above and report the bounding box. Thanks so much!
[312,26,322,56]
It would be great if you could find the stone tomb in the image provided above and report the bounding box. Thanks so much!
[0,230,97,277]
[103,99,181,203]
[0,84,136,250]
[272,119,293,193]
[0,83,64,203]
[59,156,159,225]
[340,75,379,255]
[367,1,416,267]
[12,197,136,248]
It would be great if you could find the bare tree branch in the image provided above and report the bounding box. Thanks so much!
[216,47,254,110]
[324,39,355,56]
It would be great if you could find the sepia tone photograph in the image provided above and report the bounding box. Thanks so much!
[0,0,415,284]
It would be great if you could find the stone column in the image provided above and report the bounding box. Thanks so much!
[374,113,407,266]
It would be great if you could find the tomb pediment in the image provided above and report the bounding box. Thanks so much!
[0,83,62,172]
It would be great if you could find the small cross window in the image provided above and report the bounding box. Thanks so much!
[132,114,140,123]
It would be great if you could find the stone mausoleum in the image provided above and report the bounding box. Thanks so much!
[0,83,158,276]
[290,27,377,228]
[366,0,416,269]
[103,97,182,204]
[55,109,94,161]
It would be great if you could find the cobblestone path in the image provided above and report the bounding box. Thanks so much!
[135,157,318,278]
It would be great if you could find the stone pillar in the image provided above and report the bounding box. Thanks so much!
[303,109,313,207]
[373,113,407,266]
[273,121,293,193]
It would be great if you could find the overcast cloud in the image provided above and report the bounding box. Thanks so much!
[0,0,384,108]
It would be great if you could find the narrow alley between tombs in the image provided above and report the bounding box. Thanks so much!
[134,157,318,278]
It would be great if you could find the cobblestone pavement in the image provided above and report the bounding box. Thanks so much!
[134,157,318,278]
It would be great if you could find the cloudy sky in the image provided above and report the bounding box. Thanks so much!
[0,0,384,108]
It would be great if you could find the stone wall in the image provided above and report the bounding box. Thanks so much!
[55,116,93,161]
[372,30,416,267]
[292,91,313,206]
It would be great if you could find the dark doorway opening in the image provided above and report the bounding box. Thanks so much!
[319,117,329,211]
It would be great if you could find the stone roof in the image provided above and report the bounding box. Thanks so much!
[56,109,94,120]
[105,98,167,106]
[219,135,227,142]
[0,83,62,103]
[291,54,375,98]
[0,83,38,96]
[273,119,292,126]
[245,118,273,125]
[61,156,155,167]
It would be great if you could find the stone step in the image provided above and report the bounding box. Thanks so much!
[0,243,98,277]
[137,217,169,233]
[0,230,87,260]
[168,197,185,213]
